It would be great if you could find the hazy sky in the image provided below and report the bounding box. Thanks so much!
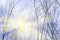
[0,0,60,40]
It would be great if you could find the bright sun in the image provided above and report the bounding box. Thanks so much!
[7,16,32,37]
[5,7,41,38]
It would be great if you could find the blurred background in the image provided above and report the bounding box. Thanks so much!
[0,0,60,40]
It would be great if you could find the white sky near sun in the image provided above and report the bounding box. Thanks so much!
[0,0,38,38]
[9,6,37,38]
